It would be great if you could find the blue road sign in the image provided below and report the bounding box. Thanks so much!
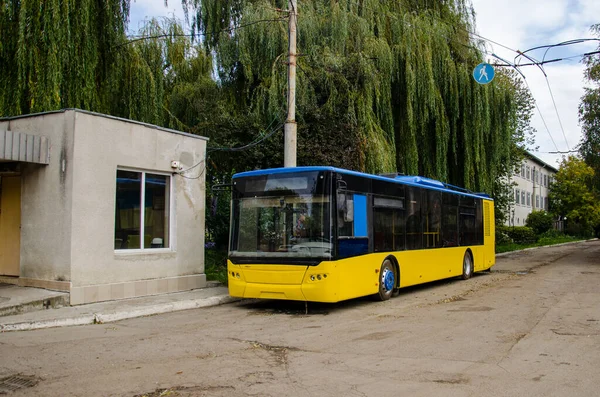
[473,63,495,85]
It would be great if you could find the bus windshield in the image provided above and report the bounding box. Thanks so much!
[229,172,332,261]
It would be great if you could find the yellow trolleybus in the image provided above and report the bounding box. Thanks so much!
[227,166,495,302]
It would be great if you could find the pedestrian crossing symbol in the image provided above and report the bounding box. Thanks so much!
[473,63,495,85]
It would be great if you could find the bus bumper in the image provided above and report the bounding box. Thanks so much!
[227,260,341,302]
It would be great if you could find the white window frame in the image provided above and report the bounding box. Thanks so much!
[115,167,174,253]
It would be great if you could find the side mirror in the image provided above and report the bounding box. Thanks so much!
[337,192,354,222]
[344,199,354,222]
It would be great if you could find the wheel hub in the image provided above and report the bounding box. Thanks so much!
[382,268,395,292]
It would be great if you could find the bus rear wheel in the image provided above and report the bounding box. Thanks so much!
[461,251,473,280]
[377,259,396,301]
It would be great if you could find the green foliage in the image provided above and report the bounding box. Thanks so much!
[495,235,583,254]
[205,248,228,284]
[183,0,531,194]
[538,228,563,239]
[565,222,594,238]
[549,156,600,235]
[501,226,537,244]
[1,1,538,258]
[525,211,554,235]
[495,226,513,245]
[579,24,600,192]
[0,0,130,116]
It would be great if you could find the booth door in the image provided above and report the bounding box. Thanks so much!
[0,176,21,276]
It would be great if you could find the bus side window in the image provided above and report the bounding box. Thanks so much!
[442,193,458,247]
[459,206,476,246]
[373,196,405,252]
[458,196,476,246]
[406,187,422,250]
[423,190,442,248]
[476,199,484,245]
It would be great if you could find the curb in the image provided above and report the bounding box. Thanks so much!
[0,294,70,317]
[495,238,597,257]
[0,294,239,332]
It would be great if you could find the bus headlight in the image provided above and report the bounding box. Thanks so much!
[309,274,327,282]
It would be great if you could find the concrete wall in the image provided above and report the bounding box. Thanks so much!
[0,113,75,283]
[1,110,208,304]
[66,111,207,303]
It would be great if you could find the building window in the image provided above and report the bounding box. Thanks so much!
[545,197,549,210]
[543,174,547,187]
[114,169,171,250]
[536,195,540,209]
[521,164,525,178]
[515,189,520,204]
[526,166,530,180]
[526,192,531,207]
[521,191,525,205]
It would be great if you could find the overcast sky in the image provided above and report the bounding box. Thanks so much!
[129,0,599,167]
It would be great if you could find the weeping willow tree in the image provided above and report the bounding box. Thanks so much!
[0,0,215,127]
[183,0,531,193]
[0,0,130,115]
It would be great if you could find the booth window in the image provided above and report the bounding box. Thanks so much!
[114,169,170,250]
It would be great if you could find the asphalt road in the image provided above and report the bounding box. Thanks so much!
[1,240,599,397]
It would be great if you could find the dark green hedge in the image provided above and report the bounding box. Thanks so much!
[496,226,538,244]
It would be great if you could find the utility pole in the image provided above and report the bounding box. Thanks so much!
[284,0,297,167]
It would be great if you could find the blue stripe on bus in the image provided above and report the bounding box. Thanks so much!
[353,194,367,237]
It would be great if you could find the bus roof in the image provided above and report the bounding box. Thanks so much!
[233,166,493,200]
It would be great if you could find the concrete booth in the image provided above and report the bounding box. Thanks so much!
[0,109,208,305]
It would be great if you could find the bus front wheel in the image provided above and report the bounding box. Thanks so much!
[461,251,473,280]
[377,259,396,301]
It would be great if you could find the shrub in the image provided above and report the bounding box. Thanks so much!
[495,226,513,245]
[566,222,593,238]
[525,211,554,235]
[538,229,563,239]
[505,226,537,244]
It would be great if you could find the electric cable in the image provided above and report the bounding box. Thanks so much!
[117,17,287,48]
[522,78,560,153]
[176,119,285,179]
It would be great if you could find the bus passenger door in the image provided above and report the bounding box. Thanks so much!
[337,192,368,258]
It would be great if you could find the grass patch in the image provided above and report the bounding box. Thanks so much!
[496,235,585,254]
[205,248,228,285]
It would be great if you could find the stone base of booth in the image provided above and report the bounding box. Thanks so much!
[69,274,207,305]
[18,277,71,292]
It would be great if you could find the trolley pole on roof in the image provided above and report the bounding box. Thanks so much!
[284,0,297,167]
